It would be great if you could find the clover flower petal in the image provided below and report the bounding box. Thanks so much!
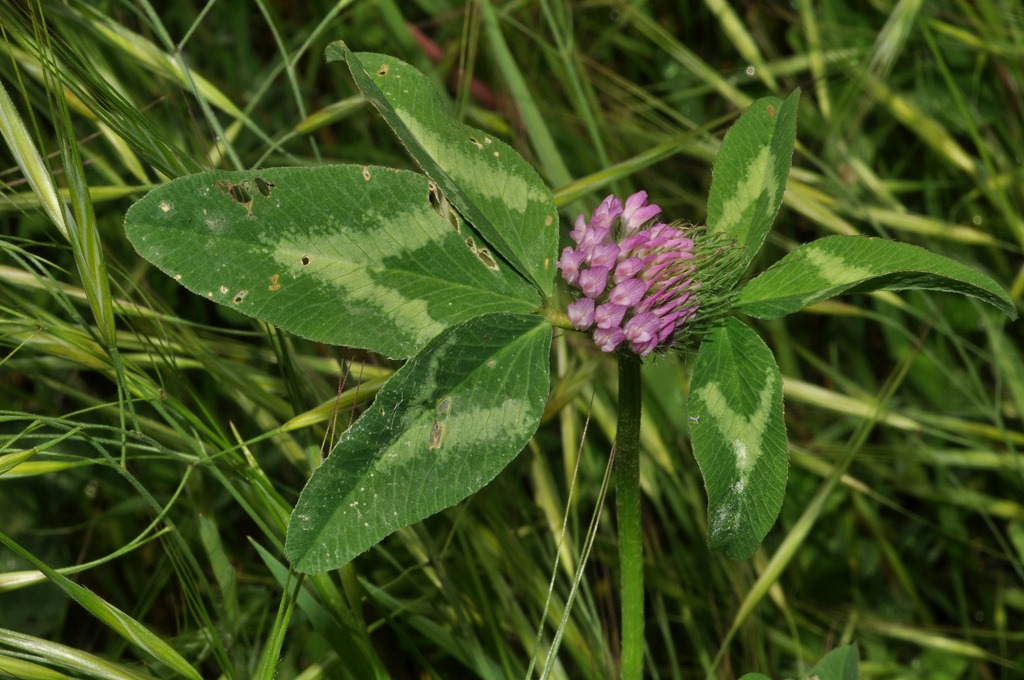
[567,298,596,329]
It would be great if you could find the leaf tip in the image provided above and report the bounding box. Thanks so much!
[324,40,351,64]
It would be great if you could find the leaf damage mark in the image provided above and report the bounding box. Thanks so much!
[232,289,249,304]
[436,396,452,417]
[215,179,254,217]
[377,64,389,77]
[428,181,460,233]
[214,176,277,215]
[428,395,453,449]
[362,166,371,181]
[427,420,445,449]
[159,201,171,213]
[469,136,483,150]
[464,236,500,272]
[254,176,275,197]
[269,273,281,292]
[300,256,311,266]
[474,248,499,271]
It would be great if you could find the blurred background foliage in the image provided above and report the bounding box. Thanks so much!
[0,1,1022,678]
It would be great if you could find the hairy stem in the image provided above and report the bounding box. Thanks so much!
[616,352,644,679]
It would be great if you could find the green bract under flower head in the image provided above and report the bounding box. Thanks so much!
[558,192,737,356]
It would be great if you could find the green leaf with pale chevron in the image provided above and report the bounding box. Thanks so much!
[735,235,1018,320]
[688,318,788,560]
[328,42,559,297]
[286,313,551,574]
[125,166,540,359]
[706,89,799,280]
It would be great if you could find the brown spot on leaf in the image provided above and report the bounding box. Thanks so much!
[766,104,776,117]
[377,64,389,77]
[269,284,281,292]
[270,274,279,284]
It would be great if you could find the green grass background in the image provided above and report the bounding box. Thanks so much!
[1,1,1022,678]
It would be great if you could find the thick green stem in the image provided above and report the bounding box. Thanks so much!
[615,352,644,679]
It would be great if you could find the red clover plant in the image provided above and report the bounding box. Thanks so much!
[124,43,1017,680]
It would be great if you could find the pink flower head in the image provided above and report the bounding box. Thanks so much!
[557,190,702,356]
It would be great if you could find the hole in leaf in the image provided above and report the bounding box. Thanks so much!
[436,396,452,417]
[468,136,483,149]
[362,166,371,181]
[428,182,460,233]
[253,177,275,197]
[474,247,500,272]
[427,420,445,449]
[300,256,311,266]
[232,289,249,304]
[215,179,254,215]
[377,64,389,77]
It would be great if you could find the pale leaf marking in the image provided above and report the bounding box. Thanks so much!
[715,146,776,236]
